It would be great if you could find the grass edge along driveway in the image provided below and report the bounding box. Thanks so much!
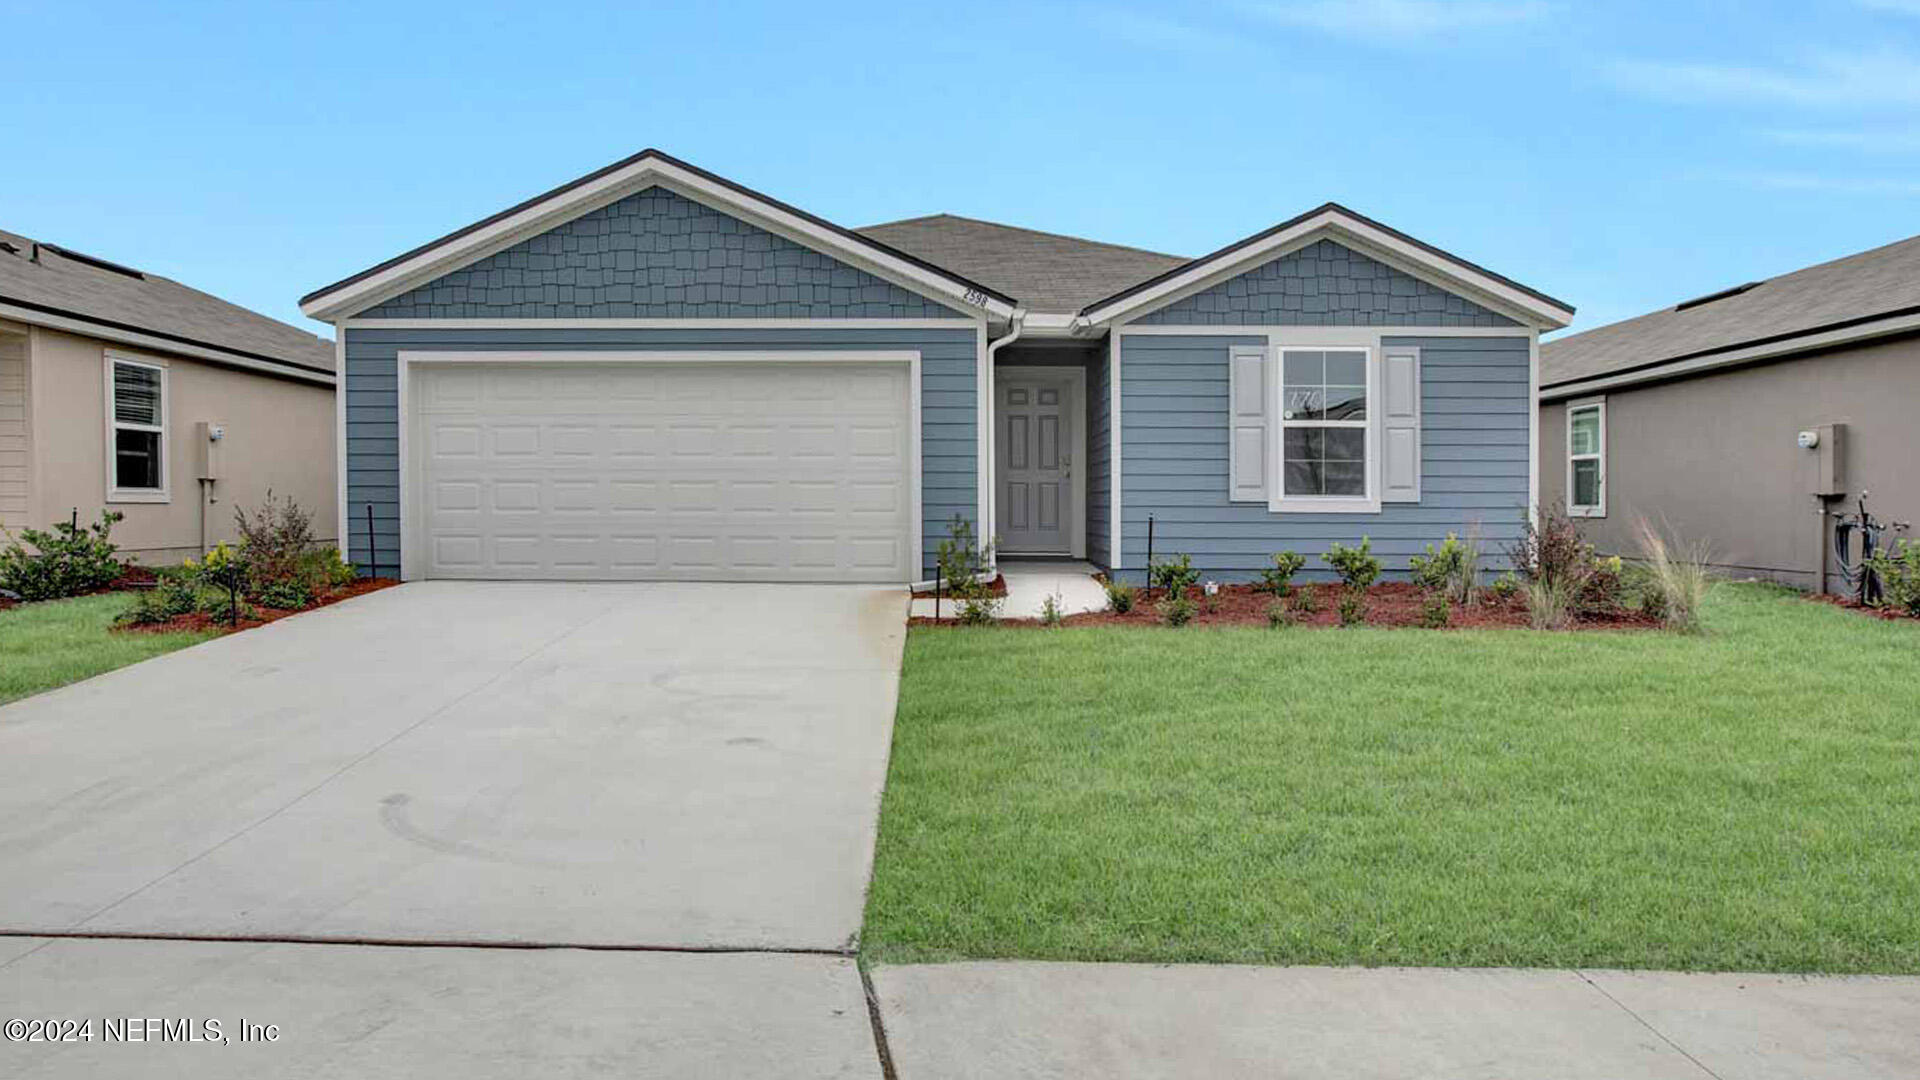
[863,585,1920,974]
[0,593,217,706]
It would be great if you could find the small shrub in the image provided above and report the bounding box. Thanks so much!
[198,591,258,626]
[956,595,1000,626]
[303,546,359,589]
[1865,539,1920,617]
[1452,524,1484,605]
[1509,504,1594,598]
[116,574,199,628]
[0,511,126,601]
[1158,594,1197,627]
[1525,576,1576,630]
[1337,590,1366,627]
[1579,555,1627,616]
[1420,592,1451,629]
[235,491,318,599]
[1490,573,1521,602]
[1409,535,1464,594]
[1637,580,1670,622]
[935,515,995,601]
[1293,583,1323,616]
[255,578,315,611]
[1040,591,1064,628]
[191,542,252,627]
[1148,553,1199,600]
[1256,552,1307,596]
[1638,518,1712,632]
[1324,538,1381,593]
[1102,579,1138,614]
[1266,600,1293,629]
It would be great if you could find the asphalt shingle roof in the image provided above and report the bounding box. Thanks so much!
[856,214,1188,315]
[1542,232,1920,389]
[0,229,334,374]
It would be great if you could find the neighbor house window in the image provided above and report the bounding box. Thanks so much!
[1278,348,1371,502]
[1567,399,1605,517]
[107,355,168,501]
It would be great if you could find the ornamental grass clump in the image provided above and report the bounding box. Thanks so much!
[1637,517,1713,632]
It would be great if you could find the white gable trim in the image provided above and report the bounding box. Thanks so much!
[301,154,1015,323]
[1080,209,1574,331]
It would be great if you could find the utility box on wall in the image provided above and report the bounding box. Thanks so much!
[195,421,226,482]
[1810,422,1845,497]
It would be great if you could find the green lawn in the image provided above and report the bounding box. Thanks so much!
[863,584,1920,973]
[0,593,217,706]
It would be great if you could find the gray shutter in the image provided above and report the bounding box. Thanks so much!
[1229,345,1268,502]
[1382,346,1421,502]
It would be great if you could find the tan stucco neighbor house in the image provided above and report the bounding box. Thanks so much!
[0,230,336,564]
[1540,231,1920,593]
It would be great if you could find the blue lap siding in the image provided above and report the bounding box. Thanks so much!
[1116,333,1531,583]
[342,326,980,579]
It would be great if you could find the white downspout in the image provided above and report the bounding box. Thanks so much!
[983,309,1027,572]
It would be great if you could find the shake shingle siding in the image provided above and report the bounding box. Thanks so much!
[342,326,979,579]
[1115,334,1530,582]
[1133,240,1519,328]
[361,187,969,321]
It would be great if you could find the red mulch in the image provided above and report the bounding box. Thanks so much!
[910,573,1008,600]
[114,578,402,636]
[912,581,1661,631]
[1809,592,1920,621]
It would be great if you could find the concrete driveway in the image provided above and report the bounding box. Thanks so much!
[0,582,905,951]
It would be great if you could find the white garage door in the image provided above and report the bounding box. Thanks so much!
[410,360,915,582]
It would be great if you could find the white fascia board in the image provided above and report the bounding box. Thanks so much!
[0,301,335,386]
[302,157,1013,324]
[1081,210,1574,331]
[1539,310,1920,401]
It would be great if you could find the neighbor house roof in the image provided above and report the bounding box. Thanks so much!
[856,214,1189,316]
[0,229,334,378]
[1542,232,1920,397]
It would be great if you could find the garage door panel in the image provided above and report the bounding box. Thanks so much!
[415,361,914,582]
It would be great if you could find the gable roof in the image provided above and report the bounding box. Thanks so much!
[1542,232,1920,397]
[856,214,1187,316]
[301,149,1017,322]
[1077,202,1575,330]
[0,229,334,379]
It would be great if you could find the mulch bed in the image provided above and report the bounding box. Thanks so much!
[1809,592,1920,622]
[913,580,1661,631]
[114,578,402,636]
[910,574,1008,600]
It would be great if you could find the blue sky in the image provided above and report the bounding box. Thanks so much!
[5,0,1919,336]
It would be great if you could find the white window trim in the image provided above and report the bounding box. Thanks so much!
[1269,344,1380,515]
[105,352,170,504]
[1566,397,1606,518]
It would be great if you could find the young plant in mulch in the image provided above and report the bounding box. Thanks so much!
[1040,591,1065,628]
[1148,553,1200,601]
[1266,599,1294,629]
[1158,593,1198,627]
[1256,552,1307,597]
[1420,591,1451,629]
[934,514,996,604]
[1325,538,1381,628]
[1102,579,1138,614]
[1293,583,1323,617]
[193,543,253,628]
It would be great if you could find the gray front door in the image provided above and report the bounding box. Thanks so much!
[998,373,1073,553]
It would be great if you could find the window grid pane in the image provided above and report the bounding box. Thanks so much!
[114,428,162,490]
[114,363,162,427]
[1570,407,1600,456]
[1572,458,1601,508]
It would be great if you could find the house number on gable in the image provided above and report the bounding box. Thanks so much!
[963,288,990,307]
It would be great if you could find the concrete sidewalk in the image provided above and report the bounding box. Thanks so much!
[870,961,1920,1079]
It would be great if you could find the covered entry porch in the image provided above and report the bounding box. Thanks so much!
[991,341,1108,563]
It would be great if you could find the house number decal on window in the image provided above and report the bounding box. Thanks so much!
[1284,389,1325,419]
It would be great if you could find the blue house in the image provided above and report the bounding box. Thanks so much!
[300,149,1572,584]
